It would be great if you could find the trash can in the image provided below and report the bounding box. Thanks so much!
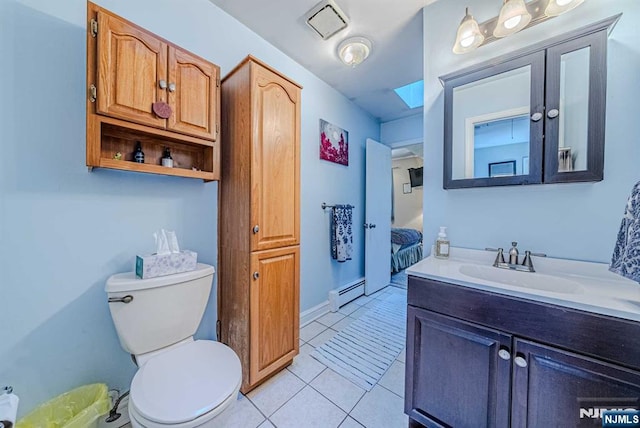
[16,384,110,428]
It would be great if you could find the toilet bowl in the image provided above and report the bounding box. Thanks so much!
[128,340,241,428]
[105,264,242,428]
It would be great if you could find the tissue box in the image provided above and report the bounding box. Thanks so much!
[135,250,198,279]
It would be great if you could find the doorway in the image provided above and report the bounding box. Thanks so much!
[390,143,424,288]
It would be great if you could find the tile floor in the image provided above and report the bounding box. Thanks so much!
[122,285,408,428]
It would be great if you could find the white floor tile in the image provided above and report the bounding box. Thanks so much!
[300,338,305,347]
[331,315,355,332]
[396,347,406,364]
[364,299,381,308]
[338,301,360,315]
[247,370,305,416]
[378,360,406,398]
[214,393,265,428]
[307,328,337,347]
[351,295,373,305]
[300,321,328,342]
[350,385,408,428]
[287,344,326,383]
[349,306,370,319]
[316,311,346,327]
[339,416,365,428]
[270,386,347,428]
[257,421,275,428]
[310,369,366,413]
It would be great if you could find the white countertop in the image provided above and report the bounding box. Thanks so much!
[406,247,640,322]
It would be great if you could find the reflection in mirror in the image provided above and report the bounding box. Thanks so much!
[558,46,590,173]
[451,66,531,180]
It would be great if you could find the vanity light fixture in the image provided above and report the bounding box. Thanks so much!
[452,8,485,54]
[494,0,532,38]
[545,0,585,17]
[337,36,372,67]
[453,0,586,54]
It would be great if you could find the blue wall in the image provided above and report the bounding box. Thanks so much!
[423,0,640,262]
[380,113,423,146]
[0,0,379,415]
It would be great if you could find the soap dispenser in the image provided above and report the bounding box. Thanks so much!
[435,226,450,259]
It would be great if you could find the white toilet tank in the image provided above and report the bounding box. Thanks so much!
[106,264,214,356]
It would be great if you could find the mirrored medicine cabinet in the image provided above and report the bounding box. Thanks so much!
[442,15,620,190]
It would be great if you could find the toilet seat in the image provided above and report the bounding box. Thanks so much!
[130,340,242,426]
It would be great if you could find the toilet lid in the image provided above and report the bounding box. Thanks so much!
[130,340,242,424]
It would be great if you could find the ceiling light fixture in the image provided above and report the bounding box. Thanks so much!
[337,37,372,67]
[452,0,586,54]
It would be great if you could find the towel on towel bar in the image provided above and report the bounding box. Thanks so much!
[610,181,640,283]
[331,205,353,262]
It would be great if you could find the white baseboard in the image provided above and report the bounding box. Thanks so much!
[97,395,130,428]
[300,300,330,327]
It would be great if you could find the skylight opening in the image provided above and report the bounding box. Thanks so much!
[394,80,424,109]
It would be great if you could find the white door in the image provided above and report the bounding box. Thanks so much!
[365,138,391,295]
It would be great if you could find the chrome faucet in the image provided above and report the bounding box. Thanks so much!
[486,243,546,272]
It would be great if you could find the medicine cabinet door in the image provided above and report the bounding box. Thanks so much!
[543,30,607,183]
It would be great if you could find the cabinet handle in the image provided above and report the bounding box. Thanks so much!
[159,80,167,90]
[530,112,543,122]
[168,82,176,93]
[514,355,528,368]
[252,225,260,234]
[253,272,259,280]
[547,108,559,119]
[498,348,511,361]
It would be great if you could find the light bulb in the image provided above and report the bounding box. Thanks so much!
[504,15,521,29]
[545,0,584,16]
[452,8,484,54]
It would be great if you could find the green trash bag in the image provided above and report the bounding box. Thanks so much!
[16,384,111,428]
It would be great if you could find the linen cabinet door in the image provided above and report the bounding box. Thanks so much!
[249,246,300,388]
[167,47,219,141]
[250,64,300,251]
[96,10,167,128]
[511,338,640,428]
[405,307,512,428]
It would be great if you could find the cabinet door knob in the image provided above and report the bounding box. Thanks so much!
[530,112,543,122]
[253,272,259,280]
[498,348,511,361]
[168,82,176,93]
[159,80,168,90]
[547,108,559,119]
[252,225,260,234]
[514,356,528,368]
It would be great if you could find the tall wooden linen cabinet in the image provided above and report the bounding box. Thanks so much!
[219,56,301,393]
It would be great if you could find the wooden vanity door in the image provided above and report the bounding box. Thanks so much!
[249,246,300,386]
[167,47,219,141]
[96,10,167,129]
[250,64,300,252]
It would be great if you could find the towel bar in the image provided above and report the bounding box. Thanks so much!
[321,202,355,210]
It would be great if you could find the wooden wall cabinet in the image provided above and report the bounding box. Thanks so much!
[87,2,220,181]
[406,276,640,427]
[219,56,301,393]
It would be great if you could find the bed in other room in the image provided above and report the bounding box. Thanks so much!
[391,228,423,273]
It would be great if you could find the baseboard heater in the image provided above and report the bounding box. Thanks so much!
[329,277,365,312]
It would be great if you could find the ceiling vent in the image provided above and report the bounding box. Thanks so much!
[305,0,349,40]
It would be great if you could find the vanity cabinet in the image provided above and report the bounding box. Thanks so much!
[442,16,618,189]
[87,2,220,181]
[406,276,640,428]
[219,56,301,393]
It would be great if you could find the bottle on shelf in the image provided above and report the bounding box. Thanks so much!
[133,141,145,163]
[435,226,450,259]
[161,147,174,168]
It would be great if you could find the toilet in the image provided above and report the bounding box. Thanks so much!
[106,263,241,428]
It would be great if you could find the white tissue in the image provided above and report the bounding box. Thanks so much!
[165,230,180,253]
[0,393,19,424]
[154,229,180,255]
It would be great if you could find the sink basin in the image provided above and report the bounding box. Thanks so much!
[458,264,584,294]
